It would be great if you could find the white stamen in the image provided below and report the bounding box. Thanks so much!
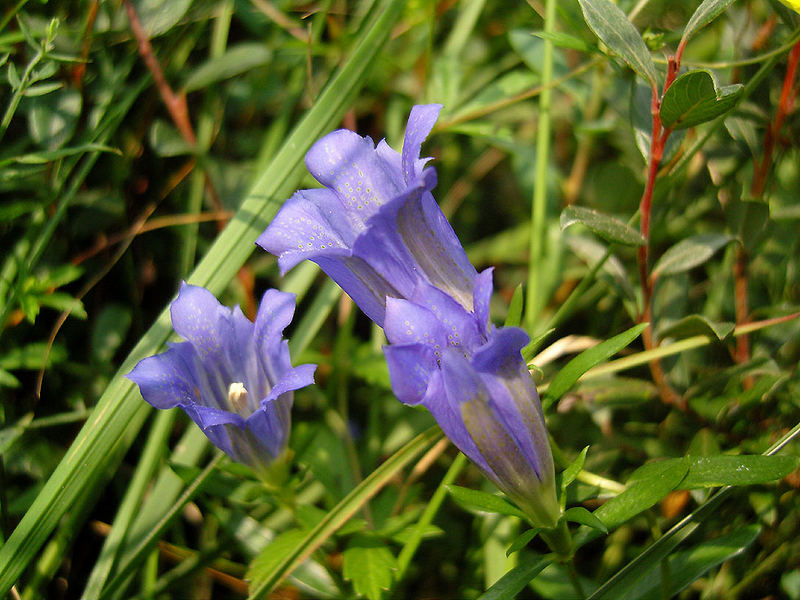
[227,382,249,413]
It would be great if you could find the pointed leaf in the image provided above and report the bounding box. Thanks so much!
[658,315,735,341]
[652,233,733,278]
[660,70,743,129]
[446,485,527,519]
[477,554,552,600]
[577,0,657,86]
[506,528,541,556]
[183,43,272,92]
[564,507,608,533]
[561,206,646,246]
[543,323,648,407]
[682,0,738,45]
[680,455,800,488]
[504,284,524,328]
[594,460,689,530]
[562,447,590,491]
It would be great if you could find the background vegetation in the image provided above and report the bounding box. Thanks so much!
[1,0,799,598]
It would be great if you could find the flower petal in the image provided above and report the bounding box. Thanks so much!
[127,344,198,409]
[256,189,352,274]
[170,283,229,363]
[402,104,442,184]
[305,129,402,219]
[384,297,447,352]
[383,342,437,404]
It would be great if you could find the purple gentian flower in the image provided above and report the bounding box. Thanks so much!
[383,274,560,528]
[128,283,316,475]
[256,104,478,326]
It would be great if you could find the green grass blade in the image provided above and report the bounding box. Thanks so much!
[0,0,407,591]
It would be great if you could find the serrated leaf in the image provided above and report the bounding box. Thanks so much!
[446,485,526,519]
[682,0,738,45]
[504,284,524,328]
[183,43,272,93]
[562,447,590,491]
[594,460,689,530]
[658,315,735,341]
[652,233,732,278]
[543,323,648,407]
[505,528,540,556]
[577,0,657,86]
[342,534,397,600]
[564,506,608,533]
[660,70,743,129]
[560,206,646,246]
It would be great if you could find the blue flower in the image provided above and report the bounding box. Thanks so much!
[382,275,560,528]
[128,283,316,474]
[256,104,478,326]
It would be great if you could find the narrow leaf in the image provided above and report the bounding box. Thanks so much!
[504,284,524,328]
[532,31,594,52]
[680,455,800,488]
[477,554,551,600]
[682,0,738,45]
[594,460,689,530]
[562,447,590,490]
[577,0,657,86]
[446,485,527,519]
[183,43,272,93]
[506,528,540,556]
[651,233,732,278]
[543,323,648,407]
[658,315,735,341]
[564,507,608,533]
[660,70,743,129]
[561,206,646,246]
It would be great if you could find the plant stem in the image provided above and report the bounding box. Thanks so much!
[526,0,556,333]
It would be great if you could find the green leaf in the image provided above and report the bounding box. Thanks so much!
[477,554,551,600]
[532,30,594,52]
[563,507,608,533]
[27,88,82,150]
[342,534,397,600]
[246,529,308,591]
[133,0,193,37]
[9,143,120,165]
[543,323,648,408]
[446,485,527,519]
[577,0,657,86]
[725,198,770,250]
[562,447,589,491]
[681,455,800,488]
[183,43,272,93]
[657,315,735,341]
[560,206,646,246]
[504,284,524,328]
[660,70,743,129]
[0,413,33,454]
[651,233,732,278]
[0,342,67,370]
[593,460,689,530]
[36,292,87,319]
[148,120,194,157]
[91,304,132,364]
[247,427,441,598]
[682,0,738,45]
[505,528,540,556]
[624,525,759,599]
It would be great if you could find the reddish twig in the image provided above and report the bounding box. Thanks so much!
[736,39,800,370]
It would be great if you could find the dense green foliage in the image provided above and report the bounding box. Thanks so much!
[1,0,799,598]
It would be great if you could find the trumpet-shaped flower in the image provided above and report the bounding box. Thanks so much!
[382,276,560,528]
[128,283,316,474]
[256,104,477,325]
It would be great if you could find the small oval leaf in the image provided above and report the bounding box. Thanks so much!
[561,206,646,246]
[660,70,743,129]
[652,233,733,278]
